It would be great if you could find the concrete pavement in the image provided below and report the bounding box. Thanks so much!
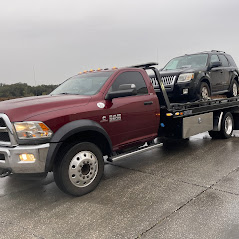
[1,132,239,239]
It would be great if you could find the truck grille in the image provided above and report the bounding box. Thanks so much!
[0,114,16,146]
[150,75,176,88]
[0,132,10,142]
[0,118,6,127]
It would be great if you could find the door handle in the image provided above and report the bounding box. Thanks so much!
[144,101,153,105]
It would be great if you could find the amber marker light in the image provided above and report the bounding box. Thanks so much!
[180,112,184,115]
[89,69,94,72]
[83,70,88,73]
[112,67,118,70]
[175,112,180,116]
[19,154,36,162]
[166,113,173,117]
[97,68,102,71]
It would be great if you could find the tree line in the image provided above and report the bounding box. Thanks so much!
[0,83,58,100]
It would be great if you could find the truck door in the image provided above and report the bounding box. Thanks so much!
[103,70,159,149]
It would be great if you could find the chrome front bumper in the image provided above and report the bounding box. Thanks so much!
[0,143,49,173]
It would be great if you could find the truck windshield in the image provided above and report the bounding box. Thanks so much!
[163,54,208,70]
[51,71,113,96]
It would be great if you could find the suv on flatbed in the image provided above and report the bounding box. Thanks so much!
[158,50,239,101]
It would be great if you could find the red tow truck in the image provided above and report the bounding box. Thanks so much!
[0,63,238,196]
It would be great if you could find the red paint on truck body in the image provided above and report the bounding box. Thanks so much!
[0,68,160,151]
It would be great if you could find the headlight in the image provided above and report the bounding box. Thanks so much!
[177,73,194,83]
[14,121,53,140]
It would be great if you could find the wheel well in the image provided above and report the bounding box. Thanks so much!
[233,75,238,84]
[51,130,112,171]
[201,78,211,90]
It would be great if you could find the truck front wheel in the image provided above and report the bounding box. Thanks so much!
[53,142,104,196]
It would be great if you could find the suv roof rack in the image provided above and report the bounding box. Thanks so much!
[211,50,226,53]
[129,62,158,68]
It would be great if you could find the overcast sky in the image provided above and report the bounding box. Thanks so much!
[1,0,239,85]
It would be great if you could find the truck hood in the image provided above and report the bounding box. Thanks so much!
[0,94,91,122]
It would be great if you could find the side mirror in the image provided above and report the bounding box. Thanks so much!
[105,84,137,100]
[210,61,222,69]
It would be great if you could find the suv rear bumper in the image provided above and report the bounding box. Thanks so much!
[0,143,49,174]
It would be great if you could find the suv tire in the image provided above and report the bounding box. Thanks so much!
[227,79,238,97]
[197,82,210,100]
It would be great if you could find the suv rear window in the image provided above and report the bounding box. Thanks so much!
[219,55,229,67]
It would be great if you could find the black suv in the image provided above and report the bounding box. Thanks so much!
[156,50,239,101]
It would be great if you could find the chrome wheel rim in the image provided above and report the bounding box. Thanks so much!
[225,116,233,135]
[233,83,238,96]
[69,151,98,188]
[201,86,209,100]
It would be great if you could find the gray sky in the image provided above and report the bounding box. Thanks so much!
[1,0,239,85]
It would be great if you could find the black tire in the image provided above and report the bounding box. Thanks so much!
[53,142,104,196]
[209,112,234,139]
[197,82,211,100]
[227,79,238,97]
[208,131,221,139]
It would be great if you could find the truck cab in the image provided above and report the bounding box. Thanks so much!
[0,66,160,196]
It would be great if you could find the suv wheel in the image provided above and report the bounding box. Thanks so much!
[198,82,210,100]
[228,79,238,97]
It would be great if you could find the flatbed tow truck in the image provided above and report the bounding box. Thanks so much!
[0,63,238,196]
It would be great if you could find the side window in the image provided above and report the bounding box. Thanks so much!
[210,54,220,63]
[110,71,148,95]
[219,55,229,67]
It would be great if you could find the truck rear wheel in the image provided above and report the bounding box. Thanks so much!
[209,112,234,139]
[53,142,104,196]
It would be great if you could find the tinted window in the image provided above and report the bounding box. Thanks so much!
[110,71,148,95]
[210,54,219,63]
[226,55,237,67]
[219,55,229,67]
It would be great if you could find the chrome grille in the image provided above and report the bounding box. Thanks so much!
[150,75,176,88]
[161,75,176,86]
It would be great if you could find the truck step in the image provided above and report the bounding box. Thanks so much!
[107,143,162,162]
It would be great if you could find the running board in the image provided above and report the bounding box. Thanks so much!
[107,143,162,162]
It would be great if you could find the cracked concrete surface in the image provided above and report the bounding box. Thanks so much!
[1,132,239,238]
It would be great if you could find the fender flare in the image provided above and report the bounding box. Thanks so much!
[45,119,113,171]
